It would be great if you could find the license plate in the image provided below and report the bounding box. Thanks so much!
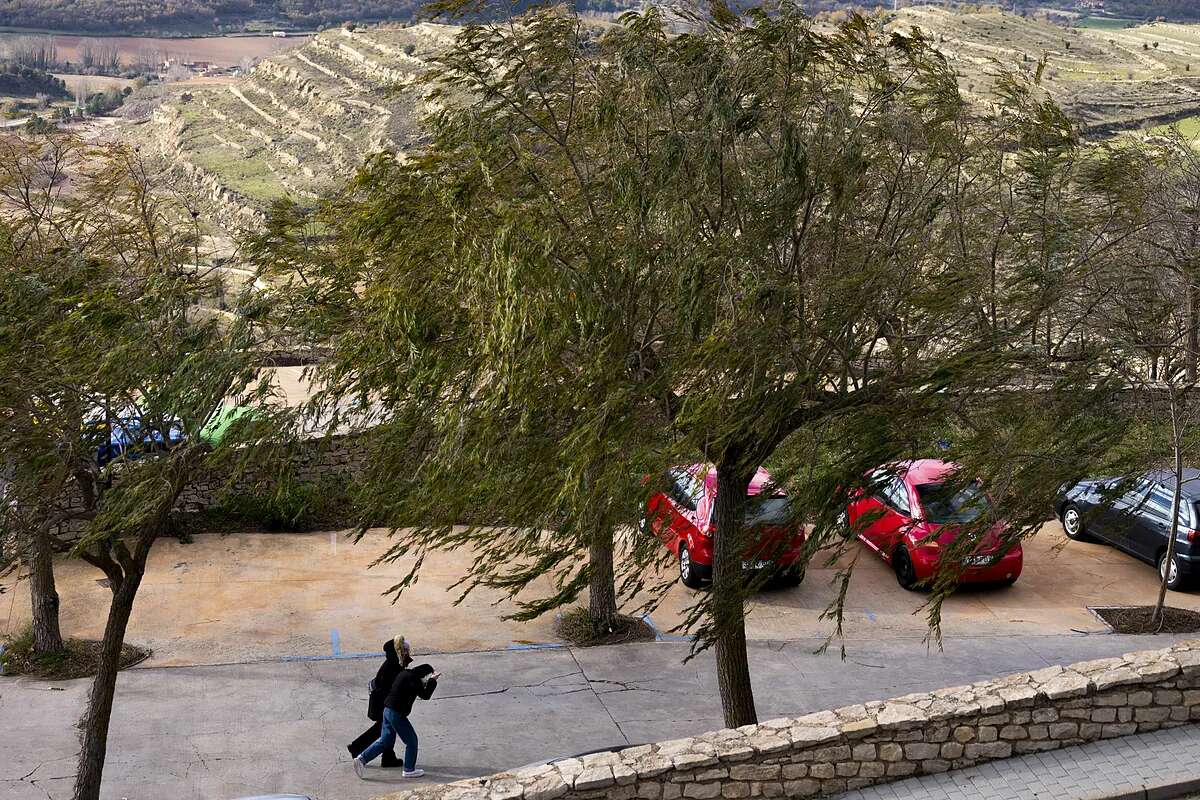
[963,555,994,567]
[742,560,773,570]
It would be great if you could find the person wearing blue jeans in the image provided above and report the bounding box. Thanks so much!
[360,707,420,772]
[353,642,439,780]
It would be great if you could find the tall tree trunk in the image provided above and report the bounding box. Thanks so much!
[712,461,756,728]
[1152,398,1185,629]
[588,525,617,624]
[73,563,144,800]
[28,527,63,653]
[1188,280,1199,382]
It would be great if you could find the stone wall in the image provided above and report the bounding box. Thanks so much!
[39,431,369,543]
[375,640,1200,800]
[174,431,368,515]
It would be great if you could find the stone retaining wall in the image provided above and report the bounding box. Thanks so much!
[34,432,369,544]
[375,640,1200,800]
[174,430,368,515]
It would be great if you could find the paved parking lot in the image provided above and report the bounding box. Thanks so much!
[4,519,1200,799]
[3,521,1194,666]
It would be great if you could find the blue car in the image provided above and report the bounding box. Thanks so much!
[90,414,185,467]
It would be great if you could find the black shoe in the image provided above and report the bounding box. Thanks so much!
[381,757,403,769]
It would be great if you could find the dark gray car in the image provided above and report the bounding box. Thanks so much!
[1055,468,1200,591]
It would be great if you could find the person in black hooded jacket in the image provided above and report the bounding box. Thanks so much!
[346,637,405,767]
[353,642,438,779]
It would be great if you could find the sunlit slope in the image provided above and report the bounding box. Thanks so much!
[143,23,455,228]
[890,6,1200,132]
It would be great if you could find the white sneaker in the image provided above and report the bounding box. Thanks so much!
[402,768,425,778]
[353,757,366,779]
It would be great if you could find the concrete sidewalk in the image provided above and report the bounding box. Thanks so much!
[2,633,1196,800]
[837,723,1200,800]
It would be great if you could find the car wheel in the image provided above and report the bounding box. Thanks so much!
[1061,504,1091,542]
[1159,550,1188,591]
[777,564,805,587]
[894,546,920,591]
[679,544,704,589]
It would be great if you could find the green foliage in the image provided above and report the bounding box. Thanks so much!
[0,62,68,98]
[253,2,1200,724]
[22,112,56,134]
[84,87,127,115]
[210,477,355,531]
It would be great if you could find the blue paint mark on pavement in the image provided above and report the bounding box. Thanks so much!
[278,651,383,663]
[331,629,341,656]
[507,642,566,651]
[865,609,877,622]
[642,614,693,643]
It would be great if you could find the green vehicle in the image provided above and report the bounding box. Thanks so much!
[199,405,260,446]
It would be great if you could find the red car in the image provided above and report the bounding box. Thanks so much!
[846,459,1022,590]
[642,464,807,588]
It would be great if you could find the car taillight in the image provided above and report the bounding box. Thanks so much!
[1186,530,1198,543]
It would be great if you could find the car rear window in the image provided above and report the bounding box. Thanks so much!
[748,496,793,526]
[915,481,992,525]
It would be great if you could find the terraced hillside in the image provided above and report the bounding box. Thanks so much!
[889,6,1200,133]
[140,23,456,231]
[147,9,1200,233]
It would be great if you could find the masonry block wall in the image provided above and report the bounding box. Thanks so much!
[30,432,370,545]
[174,431,368,515]
[375,640,1200,800]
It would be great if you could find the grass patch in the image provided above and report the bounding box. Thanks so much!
[1151,115,1200,143]
[555,607,656,647]
[1,625,150,680]
[1077,16,1139,31]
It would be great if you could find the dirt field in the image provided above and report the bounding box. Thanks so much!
[52,73,135,95]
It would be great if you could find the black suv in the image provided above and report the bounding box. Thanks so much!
[1056,469,1200,591]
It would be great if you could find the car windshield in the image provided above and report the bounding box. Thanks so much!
[708,495,793,527]
[916,481,991,525]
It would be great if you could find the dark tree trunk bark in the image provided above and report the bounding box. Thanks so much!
[1187,281,1199,382]
[588,526,618,625]
[1152,398,1184,629]
[28,528,63,653]
[712,461,756,729]
[72,562,144,800]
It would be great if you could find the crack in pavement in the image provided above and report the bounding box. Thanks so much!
[433,670,587,701]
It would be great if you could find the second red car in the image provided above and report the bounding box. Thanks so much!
[643,464,807,588]
[846,459,1022,590]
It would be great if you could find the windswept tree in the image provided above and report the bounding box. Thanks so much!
[259,2,1123,727]
[0,137,286,800]
[1071,131,1200,627]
